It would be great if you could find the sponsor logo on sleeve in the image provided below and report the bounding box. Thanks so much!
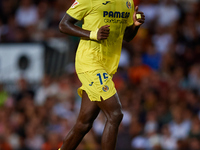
[71,0,79,8]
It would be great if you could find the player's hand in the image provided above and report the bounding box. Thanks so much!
[97,25,110,40]
[133,6,145,27]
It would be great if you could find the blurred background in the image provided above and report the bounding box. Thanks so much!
[0,0,200,149]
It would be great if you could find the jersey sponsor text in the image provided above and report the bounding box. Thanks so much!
[103,11,130,18]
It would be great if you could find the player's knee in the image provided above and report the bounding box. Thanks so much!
[74,121,93,134]
[108,110,123,125]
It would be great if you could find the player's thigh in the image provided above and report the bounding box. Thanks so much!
[96,93,123,119]
[77,90,100,123]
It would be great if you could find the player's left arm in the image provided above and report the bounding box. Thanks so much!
[123,6,145,42]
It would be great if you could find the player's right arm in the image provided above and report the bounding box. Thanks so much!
[59,14,110,40]
[59,14,89,38]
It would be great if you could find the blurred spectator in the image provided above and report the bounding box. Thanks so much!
[157,0,180,27]
[189,117,200,139]
[0,0,16,24]
[119,48,131,68]
[0,18,8,42]
[13,77,34,103]
[24,124,44,149]
[139,0,158,28]
[0,83,8,106]
[116,124,132,150]
[42,132,62,150]
[176,139,189,150]
[144,111,161,149]
[56,74,75,101]
[93,113,105,139]
[188,64,200,93]
[144,111,158,134]
[131,135,150,150]
[0,136,12,150]
[29,1,50,41]
[188,138,200,150]
[15,0,38,27]
[169,105,191,140]
[142,42,161,70]
[35,75,58,106]
[160,125,177,150]
[152,26,173,54]
[128,54,152,84]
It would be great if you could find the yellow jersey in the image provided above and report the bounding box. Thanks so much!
[67,0,134,75]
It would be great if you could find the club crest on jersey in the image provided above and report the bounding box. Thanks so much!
[71,0,79,8]
[126,1,131,9]
[102,85,109,92]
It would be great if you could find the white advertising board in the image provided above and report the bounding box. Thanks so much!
[0,44,44,82]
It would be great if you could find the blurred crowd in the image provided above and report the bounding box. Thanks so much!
[0,0,200,150]
[0,0,74,42]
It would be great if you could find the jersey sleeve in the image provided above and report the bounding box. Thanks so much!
[126,1,134,27]
[67,0,91,21]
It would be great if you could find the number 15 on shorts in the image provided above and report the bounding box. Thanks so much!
[97,73,108,85]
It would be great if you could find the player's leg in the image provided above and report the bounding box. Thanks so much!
[60,90,100,150]
[96,93,123,150]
